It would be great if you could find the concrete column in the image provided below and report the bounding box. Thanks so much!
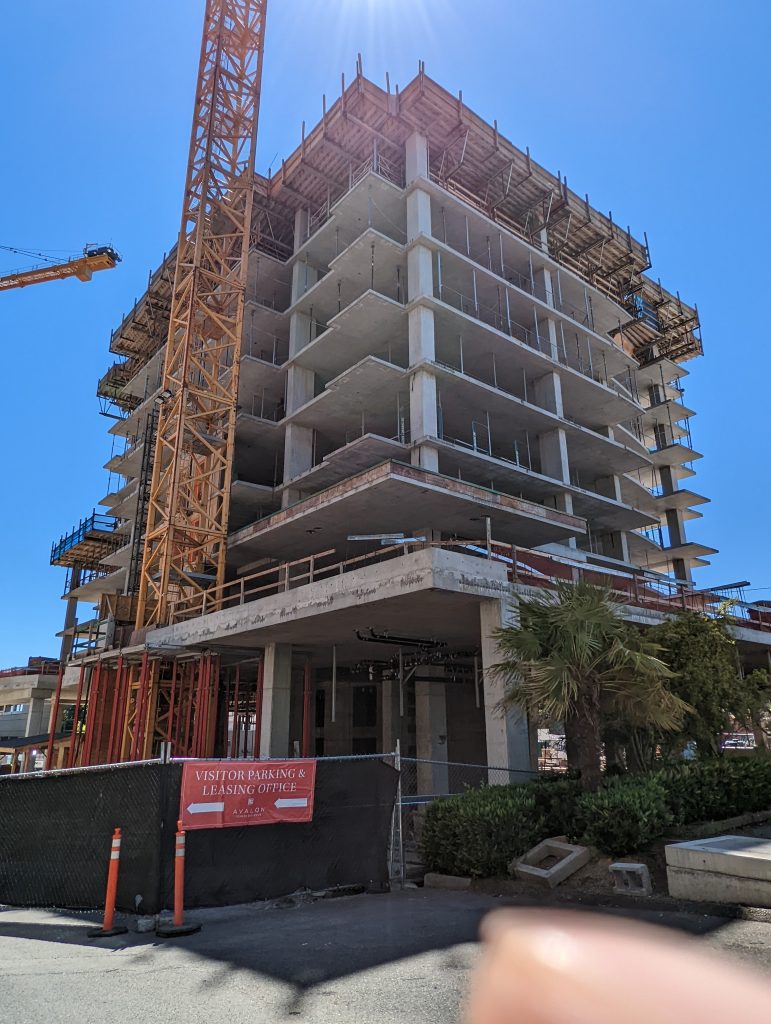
[479,599,534,779]
[59,563,82,663]
[533,371,564,418]
[533,264,560,361]
[282,367,315,505]
[535,371,574,526]
[260,643,292,757]
[657,466,691,581]
[25,696,47,737]
[405,131,440,473]
[594,468,631,563]
[380,675,399,754]
[282,210,322,507]
[405,132,429,184]
[415,667,449,795]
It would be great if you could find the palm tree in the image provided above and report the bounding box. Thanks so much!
[494,580,690,790]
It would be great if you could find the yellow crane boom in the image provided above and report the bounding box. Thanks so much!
[0,245,120,292]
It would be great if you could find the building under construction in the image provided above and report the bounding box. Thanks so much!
[41,46,771,780]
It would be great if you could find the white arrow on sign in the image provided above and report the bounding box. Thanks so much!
[275,797,308,809]
[187,802,225,814]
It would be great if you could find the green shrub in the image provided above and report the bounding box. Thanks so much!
[422,785,544,877]
[421,758,771,877]
[652,758,771,825]
[529,776,584,840]
[578,779,672,856]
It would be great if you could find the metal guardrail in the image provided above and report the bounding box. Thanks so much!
[50,512,120,565]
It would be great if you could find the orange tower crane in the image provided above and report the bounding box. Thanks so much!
[0,245,120,291]
[121,0,269,759]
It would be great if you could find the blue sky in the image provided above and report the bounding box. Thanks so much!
[0,0,769,665]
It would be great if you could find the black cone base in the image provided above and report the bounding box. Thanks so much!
[156,922,201,937]
[88,925,129,938]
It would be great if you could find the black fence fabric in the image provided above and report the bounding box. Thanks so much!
[0,759,397,914]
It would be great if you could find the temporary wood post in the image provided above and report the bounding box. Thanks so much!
[87,828,128,937]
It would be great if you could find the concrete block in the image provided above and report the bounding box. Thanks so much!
[511,838,590,889]
[609,862,652,897]
[135,915,157,933]
[666,835,771,907]
[423,872,472,891]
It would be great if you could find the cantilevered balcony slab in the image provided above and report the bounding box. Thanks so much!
[292,171,407,269]
[641,398,696,427]
[104,441,144,478]
[228,460,585,565]
[286,357,407,436]
[417,232,635,378]
[647,442,702,469]
[427,299,642,430]
[100,479,138,518]
[239,353,284,399]
[433,438,654,533]
[634,356,687,387]
[430,362,649,478]
[290,290,408,379]
[66,568,127,603]
[416,174,632,345]
[654,489,710,513]
[230,480,280,532]
[637,540,717,570]
[289,228,406,324]
[281,433,410,494]
[235,411,285,446]
[101,542,132,570]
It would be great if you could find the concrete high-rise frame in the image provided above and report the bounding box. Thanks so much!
[50,66,766,776]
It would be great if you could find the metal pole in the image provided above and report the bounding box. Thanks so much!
[230,664,241,758]
[302,658,313,757]
[254,658,264,757]
[331,645,337,723]
[395,738,404,888]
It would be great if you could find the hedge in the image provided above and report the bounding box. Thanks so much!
[421,757,771,873]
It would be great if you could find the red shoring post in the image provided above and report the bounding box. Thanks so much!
[44,665,65,771]
[156,820,200,937]
[81,661,103,767]
[67,663,87,767]
[105,658,124,765]
[92,661,111,764]
[182,662,195,755]
[130,652,149,761]
[167,659,178,748]
[87,827,128,938]
[114,657,132,762]
[191,655,206,757]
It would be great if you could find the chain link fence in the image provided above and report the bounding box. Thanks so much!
[315,751,535,887]
[0,750,528,907]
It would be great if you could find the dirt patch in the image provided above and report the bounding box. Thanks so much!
[473,847,665,900]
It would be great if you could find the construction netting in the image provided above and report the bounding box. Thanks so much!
[0,758,397,913]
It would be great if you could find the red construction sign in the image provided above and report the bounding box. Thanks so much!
[179,759,316,830]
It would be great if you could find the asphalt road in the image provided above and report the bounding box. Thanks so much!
[1,890,770,1024]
